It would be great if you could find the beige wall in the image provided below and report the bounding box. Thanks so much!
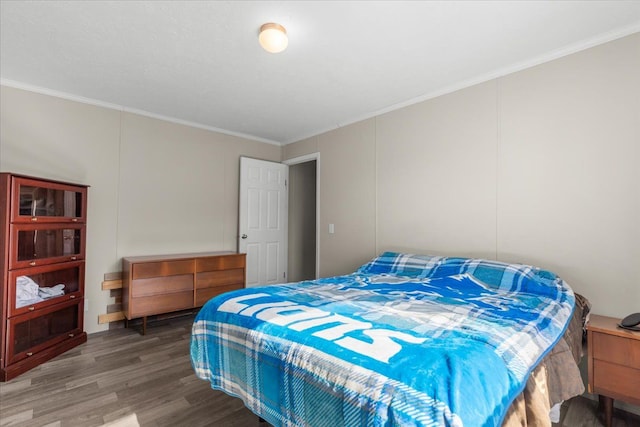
[497,34,639,318]
[321,120,377,277]
[376,81,498,259]
[0,85,280,333]
[284,33,639,319]
[1,86,121,335]
[117,113,280,257]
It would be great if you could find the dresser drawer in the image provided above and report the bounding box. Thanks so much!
[132,260,194,279]
[196,254,245,272]
[130,291,193,318]
[195,284,243,307]
[592,331,640,369]
[131,275,193,297]
[196,269,244,289]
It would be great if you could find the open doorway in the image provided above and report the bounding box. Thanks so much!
[285,153,319,281]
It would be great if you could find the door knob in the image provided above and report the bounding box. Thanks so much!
[241,234,248,239]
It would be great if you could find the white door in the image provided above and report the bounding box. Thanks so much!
[239,157,288,287]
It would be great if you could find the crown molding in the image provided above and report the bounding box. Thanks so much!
[282,25,640,145]
[0,79,283,146]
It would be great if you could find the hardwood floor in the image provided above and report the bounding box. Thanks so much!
[0,315,259,427]
[1,314,638,427]
[554,395,640,427]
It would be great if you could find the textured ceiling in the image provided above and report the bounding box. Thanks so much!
[1,1,639,145]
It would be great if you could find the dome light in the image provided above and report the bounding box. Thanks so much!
[259,23,288,53]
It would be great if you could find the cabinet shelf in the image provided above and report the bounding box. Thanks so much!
[10,223,85,269]
[8,260,85,317]
[11,176,86,223]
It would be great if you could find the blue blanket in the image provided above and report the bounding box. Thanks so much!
[191,252,575,426]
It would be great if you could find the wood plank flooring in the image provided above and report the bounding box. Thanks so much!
[1,314,638,427]
[0,315,259,427]
[554,395,640,427]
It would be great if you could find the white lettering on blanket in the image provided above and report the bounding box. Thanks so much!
[218,293,426,363]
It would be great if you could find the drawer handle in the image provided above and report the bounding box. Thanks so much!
[26,352,33,357]
[28,306,35,311]
[70,256,77,261]
[31,217,38,222]
[70,295,76,299]
[68,333,74,338]
[71,218,78,222]
[29,261,36,266]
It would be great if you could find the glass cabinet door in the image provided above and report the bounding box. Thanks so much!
[7,299,82,365]
[10,224,85,269]
[11,177,87,223]
[8,261,84,316]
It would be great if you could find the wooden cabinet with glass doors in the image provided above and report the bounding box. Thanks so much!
[0,173,88,381]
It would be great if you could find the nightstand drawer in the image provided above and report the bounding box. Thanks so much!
[592,331,640,369]
[593,359,640,403]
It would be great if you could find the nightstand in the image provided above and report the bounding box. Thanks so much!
[587,314,640,427]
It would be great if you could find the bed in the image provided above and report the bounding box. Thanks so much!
[191,252,589,426]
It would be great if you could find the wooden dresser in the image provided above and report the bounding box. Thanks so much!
[122,252,245,333]
[587,314,640,427]
[0,173,88,381]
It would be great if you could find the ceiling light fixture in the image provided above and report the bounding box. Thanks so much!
[259,23,288,53]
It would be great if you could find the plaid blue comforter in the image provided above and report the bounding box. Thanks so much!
[191,252,575,426]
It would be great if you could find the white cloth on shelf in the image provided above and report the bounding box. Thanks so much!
[17,275,40,300]
[39,283,65,299]
[16,277,66,308]
[16,275,44,308]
